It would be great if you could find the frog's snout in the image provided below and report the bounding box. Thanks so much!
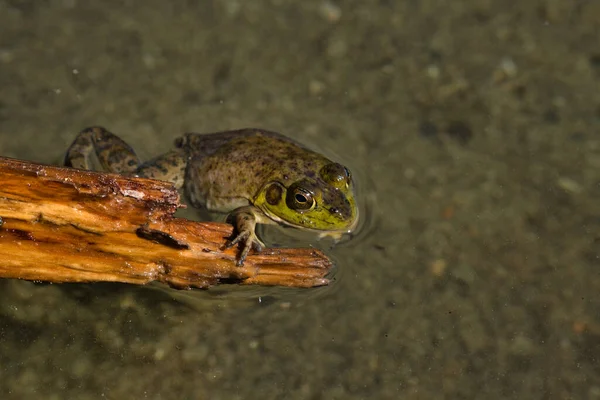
[327,198,353,220]
[329,205,347,219]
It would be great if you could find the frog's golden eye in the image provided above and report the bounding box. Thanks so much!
[320,163,351,189]
[286,186,315,211]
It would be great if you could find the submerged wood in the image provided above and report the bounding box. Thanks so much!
[0,156,333,289]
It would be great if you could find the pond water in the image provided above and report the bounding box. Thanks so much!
[0,1,598,399]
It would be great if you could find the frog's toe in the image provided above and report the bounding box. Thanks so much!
[225,230,264,266]
[251,239,263,252]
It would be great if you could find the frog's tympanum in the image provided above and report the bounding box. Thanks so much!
[65,127,359,265]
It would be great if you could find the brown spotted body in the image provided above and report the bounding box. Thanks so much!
[65,127,358,265]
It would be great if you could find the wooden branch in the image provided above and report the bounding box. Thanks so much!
[0,156,333,289]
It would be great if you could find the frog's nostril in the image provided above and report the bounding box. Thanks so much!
[330,207,339,215]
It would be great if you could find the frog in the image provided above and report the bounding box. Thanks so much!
[65,126,359,266]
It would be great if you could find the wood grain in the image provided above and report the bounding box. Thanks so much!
[0,157,333,289]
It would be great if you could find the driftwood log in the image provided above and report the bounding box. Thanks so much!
[0,156,333,289]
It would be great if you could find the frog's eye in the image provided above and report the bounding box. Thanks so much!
[286,186,315,211]
[320,163,351,189]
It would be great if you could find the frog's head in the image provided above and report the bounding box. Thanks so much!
[254,162,358,236]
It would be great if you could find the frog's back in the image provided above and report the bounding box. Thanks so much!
[180,129,332,211]
[179,128,300,157]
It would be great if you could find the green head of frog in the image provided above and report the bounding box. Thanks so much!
[253,162,358,238]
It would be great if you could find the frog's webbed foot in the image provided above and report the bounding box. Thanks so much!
[223,207,265,266]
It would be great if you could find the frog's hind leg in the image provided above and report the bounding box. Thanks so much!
[66,126,188,189]
[135,150,187,189]
[64,126,141,174]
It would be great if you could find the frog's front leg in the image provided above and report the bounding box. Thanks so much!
[65,126,187,189]
[224,205,273,266]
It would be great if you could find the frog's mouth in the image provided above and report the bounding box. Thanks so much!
[318,206,360,240]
